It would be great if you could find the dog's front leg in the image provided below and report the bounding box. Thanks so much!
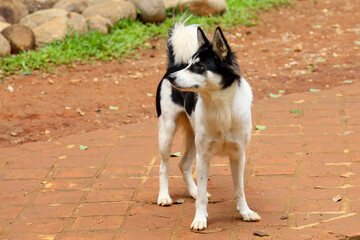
[230,149,261,222]
[191,152,210,231]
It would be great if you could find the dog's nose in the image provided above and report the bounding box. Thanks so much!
[167,73,176,83]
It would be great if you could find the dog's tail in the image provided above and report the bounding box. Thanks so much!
[167,15,200,66]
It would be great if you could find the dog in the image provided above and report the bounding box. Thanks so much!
[155,17,261,231]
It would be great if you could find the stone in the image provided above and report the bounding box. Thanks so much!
[67,12,88,35]
[129,0,166,23]
[82,1,136,25]
[163,0,227,16]
[253,230,269,237]
[33,13,88,47]
[18,0,61,14]
[20,9,68,30]
[1,24,35,54]
[0,15,7,23]
[86,15,112,34]
[33,16,68,47]
[0,0,29,24]
[0,22,11,32]
[0,33,11,56]
[53,0,90,13]
[91,0,113,5]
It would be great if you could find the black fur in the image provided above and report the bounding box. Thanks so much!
[192,27,241,90]
[156,26,199,117]
[156,25,239,118]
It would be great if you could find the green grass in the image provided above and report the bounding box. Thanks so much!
[0,0,292,78]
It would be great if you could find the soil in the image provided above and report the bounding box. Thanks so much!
[1,0,359,148]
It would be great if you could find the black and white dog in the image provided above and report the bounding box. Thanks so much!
[155,18,261,230]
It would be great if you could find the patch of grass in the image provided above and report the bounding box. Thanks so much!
[0,0,293,78]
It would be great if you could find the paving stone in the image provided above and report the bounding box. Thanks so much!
[124,213,177,230]
[7,218,69,233]
[53,167,98,178]
[32,191,84,204]
[294,213,343,227]
[291,199,342,212]
[1,168,49,179]
[41,179,92,190]
[77,202,128,216]
[246,175,293,188]
[1,81,360,238]
[84,189,134,202]
[71,216,124,230]
[121,230,171,240]
[317,214,360,236]
[0,206,23,218]
[253,165,296,175]
[92,177,141,189]
[62,232,115,240]
[23,204,77,218]
[57,155,105,167]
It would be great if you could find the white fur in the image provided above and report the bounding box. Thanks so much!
[157,23,261,231]
[169,21,200,65]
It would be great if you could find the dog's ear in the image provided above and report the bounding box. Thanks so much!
[197,27,210,47]
[213,27,229,60]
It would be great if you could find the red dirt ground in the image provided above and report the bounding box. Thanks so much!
[1,0,359,148]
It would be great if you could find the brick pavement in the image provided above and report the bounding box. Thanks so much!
[0,83,360,240]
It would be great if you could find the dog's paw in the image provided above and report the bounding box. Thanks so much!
[240,210,261,222]
[191,218,207,231]
[157,196,173,206]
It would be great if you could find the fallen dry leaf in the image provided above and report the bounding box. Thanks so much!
[294,43,303,52]
[340,172,353,178]
[174,199,185,204]
[253,230,269,237]
[332,195,342,202]
[70,79,82,83]
[76,108,85,116]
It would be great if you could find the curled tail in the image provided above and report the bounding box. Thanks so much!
[167,16,200,66]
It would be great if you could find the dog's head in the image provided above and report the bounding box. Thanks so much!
[168,27,241,92]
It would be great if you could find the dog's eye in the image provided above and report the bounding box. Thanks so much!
[194,63,204,70]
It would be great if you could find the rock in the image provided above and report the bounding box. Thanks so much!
[67,12,88,34]
[18,0,61,13]
[129,0,166,23]
[253,230,269,237]
[0,33,11,56]
[0,22,11,32]
[1,24,35,54]
[53,0,90,13]
[0,15,7,23]
[0,0,29,24]
[82,1,136,25]
[91,0,113,5]
[86,15,112,34]
[33,13,87,47]
[33,16,68,47]
[20,9,68,30]
[332,195,342,202]
[163,0,227,16]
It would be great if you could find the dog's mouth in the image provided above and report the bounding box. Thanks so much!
[170,81,199,91]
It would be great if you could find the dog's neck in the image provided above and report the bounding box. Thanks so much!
[198,80,238,107]
[195,81,241,137]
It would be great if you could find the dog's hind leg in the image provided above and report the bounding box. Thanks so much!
[157,115,177,206]
[178,126,197,199]
[230,148,261,222]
